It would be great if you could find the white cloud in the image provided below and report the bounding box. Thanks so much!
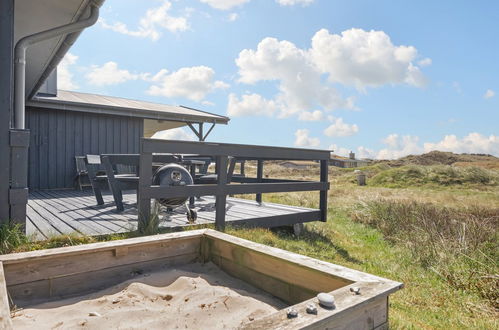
[199,0,250,10]
[298,110,324,121]
[227,93,278,117]
[423,133,499,155]
[329,144,350,157]
[233,28,427,118]
[147,66,229,102]
[367,132,499,159]
[418,57,432,67]
[276,0,314,6]
[310,28,427,89]
[357,146,376,159]
[323,117,359,137]
[484,89,495,99]
[57,53,79,90]
[228,12,239,21]
[152,127,196,141]
[294,129,320,147]
[376,134,422,159]
[99,1,188,41]
[86,61,142,86]
[236,37,354,117]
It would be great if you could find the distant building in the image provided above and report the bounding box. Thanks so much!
[329,152,370,168]
[280,160,319,169]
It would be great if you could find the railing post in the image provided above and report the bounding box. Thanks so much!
[138,139,153,233]
[256,159,263,204]
[240,160,246,176]
[9,129,30,227]
[215,155,228,231]
[319,159,328,222]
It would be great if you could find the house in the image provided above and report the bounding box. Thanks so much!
[279,160,318,169]
[329,152,370,168]
[1,0,330,238]
[26,89,229,190]
[0,0,227,221]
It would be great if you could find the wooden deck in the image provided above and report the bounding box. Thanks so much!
[27,190,319,239]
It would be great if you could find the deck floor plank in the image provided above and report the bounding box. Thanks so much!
[26,190,320,237]
[43,190,134,232]
[35,191,122,235]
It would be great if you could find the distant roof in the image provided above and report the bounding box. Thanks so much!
[28,90,230,124]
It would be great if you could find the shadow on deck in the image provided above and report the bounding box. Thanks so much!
[27,190,318,239]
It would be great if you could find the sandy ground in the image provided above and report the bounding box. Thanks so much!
[11,262,286,329]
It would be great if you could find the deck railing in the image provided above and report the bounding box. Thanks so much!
[138,138,330,232]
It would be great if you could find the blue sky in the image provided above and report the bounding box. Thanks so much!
[60,0,499,158]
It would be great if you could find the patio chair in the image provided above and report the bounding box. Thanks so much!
[74,156,92,190]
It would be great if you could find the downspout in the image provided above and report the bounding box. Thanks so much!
[13,1,100,129]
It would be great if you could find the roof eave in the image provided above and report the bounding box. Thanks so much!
[27,98,230,125]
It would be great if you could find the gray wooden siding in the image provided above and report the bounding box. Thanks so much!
[26,107,143,190]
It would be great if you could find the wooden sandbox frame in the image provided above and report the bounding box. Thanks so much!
[0,229,402,329]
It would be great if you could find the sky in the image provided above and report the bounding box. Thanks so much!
[59,0,499,159]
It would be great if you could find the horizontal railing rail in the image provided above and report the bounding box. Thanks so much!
[138,138,330,232]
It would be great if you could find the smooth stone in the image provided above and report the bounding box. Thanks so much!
[317,292,335,309]
[286,308,298,318]
[306,303,318,315]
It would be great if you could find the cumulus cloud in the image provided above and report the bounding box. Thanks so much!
[227,93,278,117]
[329,144,350,157]
[294,129,320,147]
[484,89,495,99]
[231,28,427,118]
[356,146,376,159]
[99,1,188,41]
[376,134,422,159]
[86,62,143,86]
[147,66,229,102]
[199,0,250,10]
[276,0,314,6]
[323,117,359,137]
[57,53,79,90]
[235,37,354,117]
[363,132,499,159]
[152,127,196,140]
[423,133,499,155]
[310,28,427,89]
[298,110,324,121]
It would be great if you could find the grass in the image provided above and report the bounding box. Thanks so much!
[369,165,499,188]
[352,200,498,309]
[1,161,498,328]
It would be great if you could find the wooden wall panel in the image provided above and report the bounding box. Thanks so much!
[26,107,143,190]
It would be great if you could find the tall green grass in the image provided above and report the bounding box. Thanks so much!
[0,222,28,254]
[369,165,499,188]
[352,200,499,309]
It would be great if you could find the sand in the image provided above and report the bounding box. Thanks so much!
[11,262,286,329]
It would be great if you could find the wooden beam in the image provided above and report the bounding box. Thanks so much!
[0,262,12,329]
[202,122,216,141]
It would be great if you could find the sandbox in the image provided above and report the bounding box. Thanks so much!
[0,229,402,329]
